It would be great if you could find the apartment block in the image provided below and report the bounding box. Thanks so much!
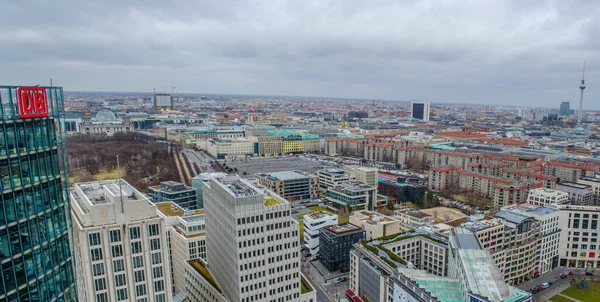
[556,181,594,206]
[256,170,318,201]
[70,180,172,302]
[526,188,569,206]
[382,234,449,276]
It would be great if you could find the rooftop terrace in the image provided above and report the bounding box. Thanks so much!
[188,260,221,293]
[156,201,204,217]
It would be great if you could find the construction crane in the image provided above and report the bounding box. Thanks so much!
[538,162,547,188]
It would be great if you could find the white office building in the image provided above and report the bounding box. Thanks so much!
[70,180,172,302]
[526,188,569,206]
[303,211,338,255]
[155,202,206,294]
[203,175,316,302]
[558,204,600,269]
[316,168,349,192]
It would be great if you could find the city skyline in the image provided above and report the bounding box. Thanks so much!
[1,1,598,108]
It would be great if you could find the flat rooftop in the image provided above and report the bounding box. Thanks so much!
[262,170,312,181]
[579,176,600,183]
[156,202,204,217]
[529,188,569,196]
[452,228,481,250]
[306,211,337,220]
[324,223,361,234]
[338,180,376,191]
[72,179,145,214]
[458,248,513,301]
[219,177,262,198]
[557,181,592,189]
[396,209,432,219]
[345,165,378,172]
[496,210,531,224]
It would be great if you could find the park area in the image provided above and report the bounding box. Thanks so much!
[295,206,349,242]
[549,281,600,302]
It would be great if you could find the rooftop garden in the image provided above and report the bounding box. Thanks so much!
[264,197,280,207]
[360,231,447,269]
[300,276,312,294]
[156,202,204,217]
[189,260,221,293]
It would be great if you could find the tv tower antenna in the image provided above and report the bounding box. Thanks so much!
[578,60,586,124]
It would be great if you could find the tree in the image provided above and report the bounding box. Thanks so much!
[386,199,395,210]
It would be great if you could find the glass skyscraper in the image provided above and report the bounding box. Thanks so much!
[0,86,76,301]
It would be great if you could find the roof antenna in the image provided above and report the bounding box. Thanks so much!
[117,155,124,213]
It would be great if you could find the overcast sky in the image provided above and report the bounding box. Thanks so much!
[1,0,598,108]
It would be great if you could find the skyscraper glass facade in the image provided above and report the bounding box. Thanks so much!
[0,86,76,301]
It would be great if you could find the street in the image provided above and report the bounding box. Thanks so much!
[182,148,215,174]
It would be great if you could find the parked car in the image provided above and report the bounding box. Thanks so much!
[334,277,348,284]
[560,273,568,279]
[585,270,594,276]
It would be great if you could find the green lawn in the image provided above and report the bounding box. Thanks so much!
[558,281,600,302]
[549,295,577,302]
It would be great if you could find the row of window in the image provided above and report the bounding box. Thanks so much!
[1,207,67,260]
[0,151,61,192]
[0,179,65,226]
[0,120,57,156]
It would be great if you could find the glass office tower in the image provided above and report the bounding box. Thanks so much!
[0,86,76,301]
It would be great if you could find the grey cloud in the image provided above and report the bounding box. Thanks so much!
[0,0,598,107]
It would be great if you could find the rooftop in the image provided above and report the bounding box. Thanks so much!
[495,210,531,224]
[264,197,280,207]
[261,170,312,181]
[156,201,204,217]
[306,211,337,220]
[579,176,600,183]
[324,223,361,234]
[396,209,433,219]
[72,179,144,214]
[557,181,592,189]
[458,248,513,301]
[188,259,221,293]
[451,228,481,250]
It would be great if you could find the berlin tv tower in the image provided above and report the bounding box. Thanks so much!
[578,60,586,124]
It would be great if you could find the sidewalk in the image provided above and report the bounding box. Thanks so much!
[309,260,347,282]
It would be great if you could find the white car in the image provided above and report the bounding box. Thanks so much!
[541,282,552,289]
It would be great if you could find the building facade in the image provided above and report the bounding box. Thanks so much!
[394,209,434,231]
[378,179,427,203]
[79,110,133,136]
[556,182,594,206]
[577,176,600,205]
[316,168,349,192]
[155,202,206,294]
[256,171,318,201]
[349,211,401,240]
[207,138,255,159]
[0,86,76,301]
[203,175,312,302]
[411,101,430,122]
[558,204,600,269]
[326,181,377,211]
[148,181,198,210]
[526,188,569,206]
[343,165,378,187]
[303,211,338,255]
[319,223,364,272]
[70,180,172,302]
[190,173,227,209]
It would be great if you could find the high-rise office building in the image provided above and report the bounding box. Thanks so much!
[203,175,315,302]
[559,101,570,116]
[70,179,172,302]
[411,101,430,122]
[0,86,76,301]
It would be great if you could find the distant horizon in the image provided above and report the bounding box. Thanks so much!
[64,90,594,111]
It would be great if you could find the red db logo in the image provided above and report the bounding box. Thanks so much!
[17,87,49,118]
